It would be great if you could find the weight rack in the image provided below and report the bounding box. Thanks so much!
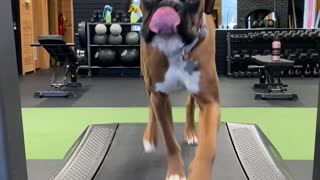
[78,22,142,77]
[227,29,320,78]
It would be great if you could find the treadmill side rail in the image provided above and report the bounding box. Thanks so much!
[51,124,118,180]
[227,123,294,180]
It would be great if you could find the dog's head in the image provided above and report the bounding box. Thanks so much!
[141,0,214,51]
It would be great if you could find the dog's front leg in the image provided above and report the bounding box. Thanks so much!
[189,102,220,180]
[185,95,198,145]
[151,92,186,180]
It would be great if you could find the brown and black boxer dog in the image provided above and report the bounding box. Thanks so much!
[140,0,220,179]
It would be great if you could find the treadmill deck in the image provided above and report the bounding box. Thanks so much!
[51,123,293,180]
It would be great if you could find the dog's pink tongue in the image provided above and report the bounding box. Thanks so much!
[149,7,181,34]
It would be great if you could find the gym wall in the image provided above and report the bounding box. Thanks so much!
[237,0,289,28]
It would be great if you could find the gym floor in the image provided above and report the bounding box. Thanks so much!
[20,70,318,107]
[21,69,318,180]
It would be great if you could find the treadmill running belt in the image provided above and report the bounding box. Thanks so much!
[51,123,294,180]
[94,124,247,180]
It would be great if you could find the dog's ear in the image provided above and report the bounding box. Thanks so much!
[205,0,215,14]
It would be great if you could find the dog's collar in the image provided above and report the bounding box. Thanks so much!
[182,13,207,60]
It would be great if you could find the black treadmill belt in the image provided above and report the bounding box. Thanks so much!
[94,124,247,180]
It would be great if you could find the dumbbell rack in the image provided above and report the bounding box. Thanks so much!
[79,22,141,77]
[227,29,320,78]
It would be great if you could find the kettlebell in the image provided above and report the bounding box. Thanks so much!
[305,65,312,77]
[295,68,302,77]
[288,68,294,77]
[313,64,320,77]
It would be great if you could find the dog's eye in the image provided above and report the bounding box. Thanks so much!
[143,0,157,9]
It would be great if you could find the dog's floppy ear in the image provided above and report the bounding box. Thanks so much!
[205,0,215,14]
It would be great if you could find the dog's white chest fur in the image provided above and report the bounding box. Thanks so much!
[155,55,200,94]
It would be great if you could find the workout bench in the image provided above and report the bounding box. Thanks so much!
[249,55,298,100]
[31,35,81,98]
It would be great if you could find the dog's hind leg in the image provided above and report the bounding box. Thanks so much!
[184,95,198,145]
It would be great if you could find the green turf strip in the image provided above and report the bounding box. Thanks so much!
[22,108,316,160]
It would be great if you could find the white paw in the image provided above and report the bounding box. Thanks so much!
[186,136,198,145]
[143,139,156,153]
[166,174,186,180]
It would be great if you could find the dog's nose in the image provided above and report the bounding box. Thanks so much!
[149,7,181,34]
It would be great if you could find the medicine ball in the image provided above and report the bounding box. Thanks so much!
[125,32,140,45]
[110,24,122,36]
[120,49,139,66]
[95,24,107,35]
[108,35,123,45]
[95,49,116,66]
[93,34,108,45]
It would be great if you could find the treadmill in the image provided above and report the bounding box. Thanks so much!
[49,123,293,180]
[1,1,320,180]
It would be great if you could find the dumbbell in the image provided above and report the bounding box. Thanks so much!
[239,71,245,77]
[251,50,260,56]
[233,71,240,78]
[232,51,241,63]
[308,30,318,39]
[249,33,257,40]
[245,71,252,77]
[274,31,281,36]
[241,50,251,61]
[308,50,319,62]
[297,49,308,64]
[277,31,285,40]
[313,64,320,77]
[247,33,253,40]
[284,49,296,60]
[301,30,312,40]
[237,34,243,40]
[243,34,249,41]
[255,32,262,39]
[313,29,320,36]
[292,30,304,39]
[268,31,275,39]
[304,64,312,77]
[284,31,295,40]
[262,33,270,40]
[252,71,259,77]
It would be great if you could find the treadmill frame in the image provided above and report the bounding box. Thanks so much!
[0,3,319,179]
[0,0,28,179]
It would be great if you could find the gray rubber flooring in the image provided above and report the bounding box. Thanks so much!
[20,70,319,108]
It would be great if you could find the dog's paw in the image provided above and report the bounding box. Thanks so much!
[166,174,186,180]
[143,139,156,153]
[184,129,198,145]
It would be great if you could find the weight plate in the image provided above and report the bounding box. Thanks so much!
[78,21,87,49]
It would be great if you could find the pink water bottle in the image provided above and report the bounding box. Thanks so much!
[272,36,281,62]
